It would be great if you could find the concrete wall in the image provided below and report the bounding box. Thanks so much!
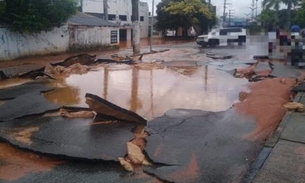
[0,25,119,61]
[82,0,149,38]
[139,1,149,38]
[0,26,69,60]
[69,25,119,48]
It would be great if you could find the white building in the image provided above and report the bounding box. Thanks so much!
[82,0,149,41]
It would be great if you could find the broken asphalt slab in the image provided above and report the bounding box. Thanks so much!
[85,93,147,125]
[0,116,135,161]
[0,65,45,78]
[144,108,263,183]
[0,82,53,100]
[0,92,60,122]
[292,82,305,92]
[270,63,303,78]
[51,54,96,67]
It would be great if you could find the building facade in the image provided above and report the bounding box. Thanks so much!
[82,0,149,41]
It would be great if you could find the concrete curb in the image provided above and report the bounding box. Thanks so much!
[246,91,305,182]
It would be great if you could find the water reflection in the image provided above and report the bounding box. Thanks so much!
[119,38,193,49]
[45,65,248,120]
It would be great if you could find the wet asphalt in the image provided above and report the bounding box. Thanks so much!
[0,37,299,183]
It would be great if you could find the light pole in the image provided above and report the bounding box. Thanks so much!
[255,0,258,19]
[150,0,155,52]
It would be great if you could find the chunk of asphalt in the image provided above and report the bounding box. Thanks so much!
[0,91,60,122]
[0,83,53,100]
[144,108,262,183]
[0,70,8,80]
[85,93,147,125]
[292,82,305,92]
[52,54,96,67]
[0,116,135,161]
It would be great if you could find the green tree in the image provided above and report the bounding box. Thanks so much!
[295,1,305,27]
[165,0,214,35]
[262,0,299,28]
[0,0,77,33]
[155,0,191,36]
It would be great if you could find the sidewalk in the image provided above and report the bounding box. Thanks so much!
[250,91,305,182]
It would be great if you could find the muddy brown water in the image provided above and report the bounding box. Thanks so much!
[42,64,248,120]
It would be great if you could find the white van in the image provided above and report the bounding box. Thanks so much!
[196,27,247,47]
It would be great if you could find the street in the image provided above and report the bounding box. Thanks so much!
[0,38,304,183]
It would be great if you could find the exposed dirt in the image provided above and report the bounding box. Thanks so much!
[11,127,40,145]
[234,78,297,140]
[0,143,63,181]
[168,153,200,182]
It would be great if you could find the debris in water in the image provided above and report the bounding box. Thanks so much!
[59,108,95,118]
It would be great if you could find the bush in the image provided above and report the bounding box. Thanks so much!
[0,0,77,33]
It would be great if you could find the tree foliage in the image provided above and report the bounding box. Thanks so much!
[156,0,215,35]
[259,8,299,30]
[165,0,214,34]
[0,0,77,33]
[155,0,190,34]
[262,0,300,28]
[296,1,305,27]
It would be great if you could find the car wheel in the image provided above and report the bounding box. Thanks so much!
[209,39,218,47]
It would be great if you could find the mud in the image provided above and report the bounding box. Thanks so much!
[0,143,62,181]
[234,78,296,140]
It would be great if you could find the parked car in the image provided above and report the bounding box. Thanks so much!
[196,27,247,47]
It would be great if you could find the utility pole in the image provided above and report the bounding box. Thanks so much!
[255,0,258,19]
[150,0,155,52]
[228,10,234,27]
[103,0,108,20]
[80,0,83,12]
[222,0,230,27]
[249,0,256,21]
[223,0,227,27]
[132,0,140,54]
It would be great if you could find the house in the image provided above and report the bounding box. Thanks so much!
[0,12,120,60]
[81,0,149,42]
[68,12,120,49]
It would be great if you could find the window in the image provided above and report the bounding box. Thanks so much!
[227,28,242,33]
[108,14,116,20]
[140,16,144,21]
[219,29,228,35]
[119,15,127,21]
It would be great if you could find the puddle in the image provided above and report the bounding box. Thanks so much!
[44,65,248,120]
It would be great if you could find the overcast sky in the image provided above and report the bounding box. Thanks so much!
[145,0,264,18]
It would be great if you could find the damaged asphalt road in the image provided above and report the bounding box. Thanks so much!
[0,40,303,183]
[0,116,135,161]
[144,108,261,183]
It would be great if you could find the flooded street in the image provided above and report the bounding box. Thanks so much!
[44,64,248,120]
[0,38,303,183]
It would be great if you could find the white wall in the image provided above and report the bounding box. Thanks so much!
[82,0,149,38]
[139,2,149,38]
[0,26,69,60]
[69,26,119,48]
[82,0,103,14]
